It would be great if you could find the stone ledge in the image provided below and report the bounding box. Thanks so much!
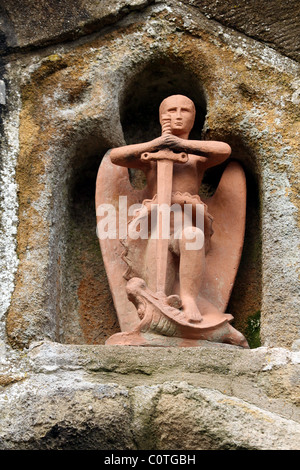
[0,340,300,450]
[2,341,300,416]
[0,0,155,54]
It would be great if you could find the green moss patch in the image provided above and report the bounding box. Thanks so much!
[245,311,261,349]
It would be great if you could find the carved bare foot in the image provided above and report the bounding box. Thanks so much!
[181,296,203,323]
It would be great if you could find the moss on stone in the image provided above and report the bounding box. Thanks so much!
[245,311,261,349]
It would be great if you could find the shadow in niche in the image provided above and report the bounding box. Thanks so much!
[60,140,120,345]
[120,58,207,144]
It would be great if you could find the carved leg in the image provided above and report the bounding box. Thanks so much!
[179,226,205,323]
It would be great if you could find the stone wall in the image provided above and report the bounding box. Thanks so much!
[0,0,299,449]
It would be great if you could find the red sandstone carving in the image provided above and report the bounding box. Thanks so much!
[96,95,249,348]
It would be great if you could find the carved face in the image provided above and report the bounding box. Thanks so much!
[159,95,196,137]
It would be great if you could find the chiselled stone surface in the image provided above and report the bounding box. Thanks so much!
[0,0,154,53]
[1,2,298,349]
[0,342,299,449]
[182,0,300,62]
[0,0,299,62]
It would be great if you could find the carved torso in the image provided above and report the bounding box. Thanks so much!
[143,154,204,199]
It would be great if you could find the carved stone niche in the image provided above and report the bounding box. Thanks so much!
[4,15,298,351]
[3,50,263,350]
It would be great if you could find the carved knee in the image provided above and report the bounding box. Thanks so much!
[180,226,204,251]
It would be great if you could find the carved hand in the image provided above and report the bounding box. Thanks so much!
[152,134,184,152]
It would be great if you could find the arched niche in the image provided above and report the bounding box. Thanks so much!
[54,55,262,348]
[58,57,209,345]
[119,57,207,144]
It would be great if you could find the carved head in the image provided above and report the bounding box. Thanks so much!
[159,95,196,137]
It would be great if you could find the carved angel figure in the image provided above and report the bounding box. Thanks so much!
[96,95,249,348]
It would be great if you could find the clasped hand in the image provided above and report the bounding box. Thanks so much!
[152,134,185,152]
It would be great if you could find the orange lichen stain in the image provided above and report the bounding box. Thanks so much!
[289,155,300,228]
[77,272,119,345]
[7,44,95,348]
[0,374,26,387]
[6,307,32,349]
[219,398,274,423]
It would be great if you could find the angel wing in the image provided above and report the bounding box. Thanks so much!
[95,151,149,332]
[200,160,247,312]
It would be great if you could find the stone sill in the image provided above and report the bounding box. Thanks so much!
[1,340,299,450]
[3,340,299,419]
